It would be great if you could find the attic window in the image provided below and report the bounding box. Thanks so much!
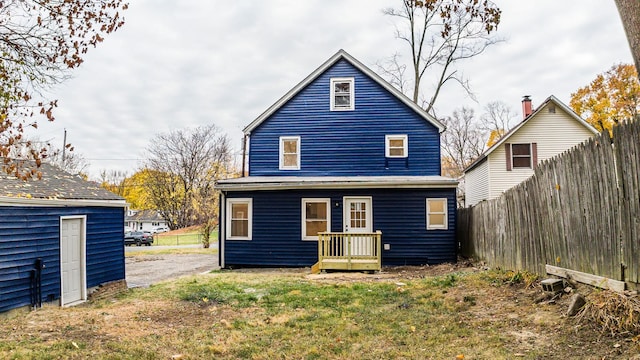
[279,136,300,170]
[385,135,408,158]
[330,78,354,111]
[548,104,556,113]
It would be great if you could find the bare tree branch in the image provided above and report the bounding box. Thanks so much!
[380,0,502,115]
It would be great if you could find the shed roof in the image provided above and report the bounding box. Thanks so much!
[0,161,125,205]
[243,49,445,134]
[463,95,599,173]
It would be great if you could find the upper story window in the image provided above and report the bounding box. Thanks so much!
[505,143,538,171]
[330,77,354,111]
[385,135,408,158]
[279,136,300,170]
[426,198,448,230]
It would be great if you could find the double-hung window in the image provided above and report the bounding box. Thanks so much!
[302,198,330,240]
[227,198,252,240]
[385,134,408,158]
[279,136,300,170]
[426,198,448,230]
[511,143,532,168]
[506,143,537,171]
[330,77,354,111]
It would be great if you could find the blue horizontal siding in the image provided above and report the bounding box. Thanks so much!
[0,206,125,313]
[222,188,456,267]
[249,59,441,176]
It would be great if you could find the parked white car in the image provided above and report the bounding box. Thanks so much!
[151,226,170,234]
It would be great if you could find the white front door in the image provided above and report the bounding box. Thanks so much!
[60,217,86,306]
[343,197,373,256]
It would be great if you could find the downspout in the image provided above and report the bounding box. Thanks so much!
[219,192,226,268]
[241,134,247,177]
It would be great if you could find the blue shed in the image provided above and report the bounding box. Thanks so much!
[0,163,127,313]
[216,50,458,269]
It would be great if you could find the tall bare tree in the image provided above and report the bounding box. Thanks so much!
[144,125,233,248]
[0,0,128,179]
[480,100,518,147]
[440,107,486,177]
[615,0,640,74]
[381,0,502,114]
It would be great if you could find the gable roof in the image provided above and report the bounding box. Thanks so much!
[243,49,445,134]
[463,95,599,173]
[126,209,164,222]
[0,161,125,206]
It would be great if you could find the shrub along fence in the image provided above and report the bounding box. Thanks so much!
[458,120,640,286]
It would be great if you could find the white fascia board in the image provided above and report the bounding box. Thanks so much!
[0,196,128,208]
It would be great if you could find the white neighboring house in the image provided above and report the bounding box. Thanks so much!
[125,209,169,232]
[463,95,599,207]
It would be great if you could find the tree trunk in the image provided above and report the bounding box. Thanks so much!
[615,0,640,74]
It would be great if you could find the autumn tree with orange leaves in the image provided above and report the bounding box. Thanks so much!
[570,63,640,133]
[0,0,128,179]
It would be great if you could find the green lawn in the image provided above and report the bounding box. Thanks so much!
[0,268,635,359]
[153,230,218,246]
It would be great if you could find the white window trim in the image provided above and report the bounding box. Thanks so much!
[385,134,408,158]
[226,198,252,240]
[301,198,331,241]
[426,198,448,230]
[330,77,355,111]
[279,136,301,170]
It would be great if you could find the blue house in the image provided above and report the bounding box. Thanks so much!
[0,163,127,313]
[216,50,458,269]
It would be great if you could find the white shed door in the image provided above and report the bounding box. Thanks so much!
[61,218,85,305]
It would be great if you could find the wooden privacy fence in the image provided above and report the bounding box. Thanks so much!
[458,120,640,285]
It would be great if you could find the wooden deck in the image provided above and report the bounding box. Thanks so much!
[315,231,382,272]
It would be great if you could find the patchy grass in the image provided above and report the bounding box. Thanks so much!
[0,266,638,359]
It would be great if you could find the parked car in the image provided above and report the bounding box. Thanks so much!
[151,226,170,234]
[124,231,154,246]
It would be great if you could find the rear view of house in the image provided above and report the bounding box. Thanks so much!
[216,50,458,269]
[463,96,599,207]
[0,163,127,313]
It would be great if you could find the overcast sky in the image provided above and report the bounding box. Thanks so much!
[35,1,633,178]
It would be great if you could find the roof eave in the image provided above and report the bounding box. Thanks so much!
[0,196,128,207]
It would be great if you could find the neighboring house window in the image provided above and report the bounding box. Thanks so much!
[279,136,300,170]
[385,135,408,158]
[505,143,538,170]
[426,198,448,230]
[330,77,354,111]
[227,198,252,240]
[301,198,331,240]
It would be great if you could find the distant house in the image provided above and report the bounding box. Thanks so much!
[0,162,127,313]
[463,95,599,207]
[216,49,458,269]
[125,209,168,232]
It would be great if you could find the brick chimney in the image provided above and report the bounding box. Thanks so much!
[522,95,532,119]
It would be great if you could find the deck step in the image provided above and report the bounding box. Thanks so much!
[310,262,321,274]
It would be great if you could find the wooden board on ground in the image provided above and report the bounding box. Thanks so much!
[546,264,625,293]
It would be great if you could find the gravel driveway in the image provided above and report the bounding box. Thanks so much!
[125,251,219,288]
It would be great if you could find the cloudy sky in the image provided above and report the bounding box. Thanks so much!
[36,1,633,178]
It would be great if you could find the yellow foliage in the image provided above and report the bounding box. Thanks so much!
[486,129,505,148]
[570,63,640,133]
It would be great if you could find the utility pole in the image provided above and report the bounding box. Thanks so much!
[61,128,67,168]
